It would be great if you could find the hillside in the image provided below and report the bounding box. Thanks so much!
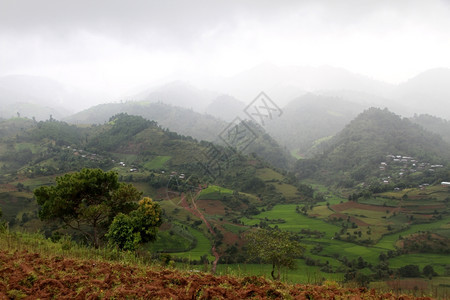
[65,101,226,142]
[265,94,367,156]
[0,232,432,300]
[66,104,294,170]
[410,114,450,144]
[296,108,450,188]
[217,120,295,170]
[204,94,246,122]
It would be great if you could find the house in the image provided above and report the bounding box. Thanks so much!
[441,182,450,186]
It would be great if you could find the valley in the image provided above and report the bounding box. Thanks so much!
[0,106,449,298]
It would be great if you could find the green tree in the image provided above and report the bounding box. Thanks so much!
[107,197,162,251]
[246,228,305,280]
[34,168,141,248]
[423,265,437,278]
[397,264,421,278]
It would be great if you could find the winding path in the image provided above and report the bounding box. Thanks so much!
[180,188,221,274]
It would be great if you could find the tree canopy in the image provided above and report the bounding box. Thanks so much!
[34,168,141,248]
[107,197,162,251]
[246,228,305,280]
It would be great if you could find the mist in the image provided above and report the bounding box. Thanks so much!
[1,0,450,116]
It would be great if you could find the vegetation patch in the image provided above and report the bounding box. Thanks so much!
[144,155,171,170]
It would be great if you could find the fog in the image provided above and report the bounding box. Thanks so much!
[1,0,450,112]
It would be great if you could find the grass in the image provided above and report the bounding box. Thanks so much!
[222,223,248,234]
[145,224,194,253]
[241,204,340,238]
[389,253,450,275]
[271,183,300,201]
[256,168,284,181]
[0,231,146,266]
[169,226,215,261]
[290,149,304,160]
[216,260,344,284]
[144,156,171,170]
[197,185,233,200]
[375,215,450,250]
[318,239,384,265]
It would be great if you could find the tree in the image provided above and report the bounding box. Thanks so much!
[246,228,305,280]
[397,264,421,278]
[107,197,162,251]
[34,168,141,248]
[423,265,437,278]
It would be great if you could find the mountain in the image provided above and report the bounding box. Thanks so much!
[0,75,98,119]
[65,102,226,142]
[204,94,246,122]
[217,120,295,170]
[296,108,450,187]
[265,94,368,156]
[212,63,394,107]
[395,68,450,119]
[410,114,450,144]
[132,81,219,113]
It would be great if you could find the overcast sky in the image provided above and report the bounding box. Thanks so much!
[1,0,450,96]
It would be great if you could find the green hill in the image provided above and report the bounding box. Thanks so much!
[296,108,450,188]
[65,101,226,142]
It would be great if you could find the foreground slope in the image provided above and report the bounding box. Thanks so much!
[0,247,431,300]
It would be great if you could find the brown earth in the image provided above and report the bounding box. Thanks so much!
[196,199,226,215]
[0,250,433,300]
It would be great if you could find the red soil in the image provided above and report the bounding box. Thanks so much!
[0,250,432,300]
[196,199,226,215]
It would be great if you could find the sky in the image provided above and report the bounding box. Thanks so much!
[1,0,450,97]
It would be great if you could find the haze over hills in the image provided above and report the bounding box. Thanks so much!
[3,64,450,121]
[3,64,450,158]
[265,94,369,156]
[132,81,219,113]
[210,63,395,107]
[0,75,106,120]
[395,68,450,118]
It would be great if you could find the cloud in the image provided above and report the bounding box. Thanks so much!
[1,0,449,95]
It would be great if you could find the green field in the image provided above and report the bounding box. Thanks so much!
[198,185,233,200]
[389,253,450,275]
[169,226,214,261]
[241,204,340,238]
[256,168,284,181]
[375,216,450,250]
[144,156,171,170]
[216,260,344,284]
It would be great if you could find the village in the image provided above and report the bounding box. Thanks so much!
[379,154,448,189]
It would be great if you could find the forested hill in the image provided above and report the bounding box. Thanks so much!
[218,120,295,170]
[0,114,300,200]
[66,103,294,170]
[65,102,226,142]
[410,114,450,144]
[296,107,450,187]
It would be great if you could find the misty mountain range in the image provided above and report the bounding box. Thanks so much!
[1,64,450,157]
